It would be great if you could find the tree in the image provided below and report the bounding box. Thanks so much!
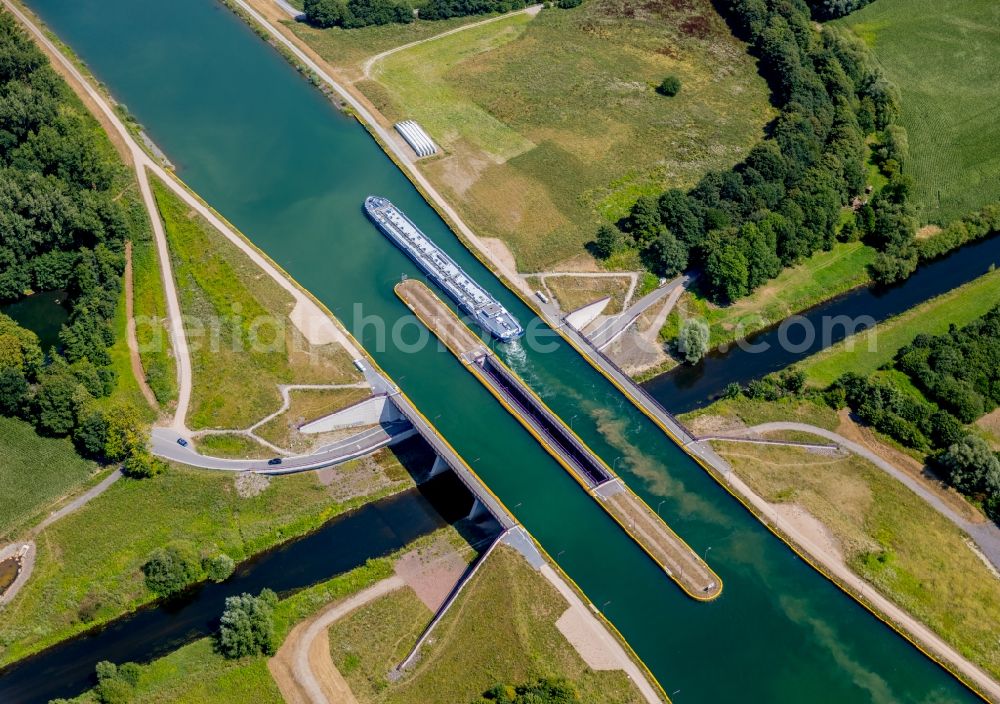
[937,436,1000,496]
[677,319,710,364]
[591,224,622,259]
[34,370,86,436]
[218,589,278,659]
[103,402,145,462]
[123,446,163,478]
[657,75,681,97]
[627,195,661,245]
[646,230,687,277]
[204,553,236,582]
[475,677,579,704]
[73,405,108,458]
[303,0,350,26]
[0,366,28,415]
[703,235,749,303]
[142,542,202,596]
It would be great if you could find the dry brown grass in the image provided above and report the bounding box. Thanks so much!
[256,387,372,452]
[542,275,632,314]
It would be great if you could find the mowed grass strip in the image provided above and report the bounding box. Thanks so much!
[717,443,1000,680]
[0,417,98,540]
[662,240,876,348]
[151,178,359,430]
[0,446,414,666]
[356,0,773,270]
[799,269,1000,387]
[131,237,177,407]
[837,0,1000,224]
[329,545,645,703]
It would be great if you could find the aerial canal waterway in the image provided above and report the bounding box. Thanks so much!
[0,475,472,703]
[645,235,1000,414]
[10,0,985,701]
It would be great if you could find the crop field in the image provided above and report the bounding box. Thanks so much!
[0,417,98,540]
[838,0,1000,224]
[349,0,773,271]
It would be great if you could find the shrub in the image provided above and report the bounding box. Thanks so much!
[204,553,236,583]
[677,319,710,364]
[556,0,582,8]
[657,75,681,97]
[218,589,278,659]
[142,542,202,596]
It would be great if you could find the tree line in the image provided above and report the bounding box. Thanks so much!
[593,0,917,304]
[304,0,531,30]
[0,13,158,477]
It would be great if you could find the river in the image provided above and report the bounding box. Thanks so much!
[7,1,983,701]
[644,236,1000,413]
[0,473,474,702]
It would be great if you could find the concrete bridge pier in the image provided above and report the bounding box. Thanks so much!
[468,497,492,522]
[427,454,449,479]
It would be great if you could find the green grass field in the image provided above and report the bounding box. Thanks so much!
[338,0,774,270]
[718,442,1000,680]
[661,241,876,348]
[838,0,1000,224]
[131,238,177,408]
[0,446,413,666]
[151,178,359,430]
[0,417,99,540]
[799,269,1000,387]
[329,545,644,703]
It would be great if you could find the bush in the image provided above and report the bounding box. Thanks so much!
[677,319,709,364]
[94,661,140,704]
[556,0,581,7]
[142,542,202,596]
[657,75,681,97]
[204,553,236,582]
[476,677,579,703]
[218,589,279,659]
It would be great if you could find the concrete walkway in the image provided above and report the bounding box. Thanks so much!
[587,273,691,350]
[715,422,1000,572]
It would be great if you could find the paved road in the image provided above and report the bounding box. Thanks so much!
[719,422,1000,571]
[152,422,412,473]
[587,273,692,350]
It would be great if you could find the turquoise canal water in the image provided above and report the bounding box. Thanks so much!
[21,1,982,701]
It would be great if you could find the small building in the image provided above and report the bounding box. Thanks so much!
[394,120,438,158]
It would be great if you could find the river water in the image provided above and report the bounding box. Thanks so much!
[645,236,1000,413]
[9,1,982,701]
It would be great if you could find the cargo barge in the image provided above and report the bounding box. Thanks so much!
[365,196,523,342]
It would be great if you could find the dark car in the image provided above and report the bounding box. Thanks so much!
[267,457,283,466]
[176,438,189,447]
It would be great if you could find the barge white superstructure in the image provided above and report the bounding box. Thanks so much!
[365,196,523,342]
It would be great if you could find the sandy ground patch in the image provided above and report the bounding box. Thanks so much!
[393,539,469,612]
[772,503,844,564]
[0,542,34,606]
[835,409,984,523]
[917,224,943,240]
[604,289,682,376]
[685,413,748,438]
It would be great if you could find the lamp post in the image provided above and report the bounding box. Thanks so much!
[656,499,666,518]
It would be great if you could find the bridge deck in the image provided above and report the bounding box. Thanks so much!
[396,279,722,601]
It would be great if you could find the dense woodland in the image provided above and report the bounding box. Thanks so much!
[605,0,920,302]
[303,0,528,29]
[0,14,156,475]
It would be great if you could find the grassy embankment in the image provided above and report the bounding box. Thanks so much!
[659,240,876,349]
[0,418,100,541]
[255,386,372,452]
[329,545,644,703]
[0,443,416,667]
[798,268,1000,387]
[716,442,1000,680]
[304,0,773,271]
[526,275,634,316]
[131,236,177,408]
[837,0,1000,224]
[150,178,360,431]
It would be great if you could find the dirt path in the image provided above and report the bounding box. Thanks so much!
[123,241,159,410]
[269,576,406,704]
[362,4,542,79]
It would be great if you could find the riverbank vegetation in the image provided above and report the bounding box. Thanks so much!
[799,269,1000,387]
[345,0,774,271]
[0,13,161,478]
[0,445,416,667]
[715,441,1000,681]
[328,545,645,703]
[150,177,360,430]
[835,0,1000,224]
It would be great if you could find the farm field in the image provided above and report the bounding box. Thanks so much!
[798,268,1000,387]
[302,0,774,271]
[0,417,99,540]
[717,442,1000,681]
[837,0,1000,224]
